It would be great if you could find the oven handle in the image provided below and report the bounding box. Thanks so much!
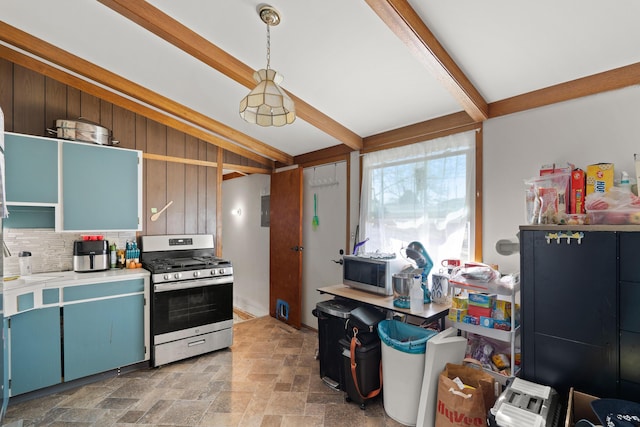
[154,276,232,293]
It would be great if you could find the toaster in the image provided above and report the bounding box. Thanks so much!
[488,378,561,427]
[73,240,109,272]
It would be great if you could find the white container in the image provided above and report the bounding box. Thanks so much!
[381,336,426,426]
[410,275,423,313]
[19,251,32,276]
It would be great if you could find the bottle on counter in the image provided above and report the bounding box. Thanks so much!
[117,249,125,268]
[110,243,117,269]
[410,274,423,312]
[19,251,32,276]
[619,171,632,193]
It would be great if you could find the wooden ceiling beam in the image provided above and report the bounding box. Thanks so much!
[365,0,488,122]
[363,111,479,152]
[489,61,640,118]
[97,0,364,151]
[0,44,274,169]
[143,153,270,175]
[0,21,291,165]
[293,144,353,169]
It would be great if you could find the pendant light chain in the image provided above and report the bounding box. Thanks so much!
[266,23,271,70]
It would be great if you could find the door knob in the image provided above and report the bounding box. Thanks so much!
[332,259,343,265]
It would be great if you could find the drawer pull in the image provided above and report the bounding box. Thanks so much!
[188,339,206,347]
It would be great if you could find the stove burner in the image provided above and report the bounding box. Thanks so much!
[142,256,230,274]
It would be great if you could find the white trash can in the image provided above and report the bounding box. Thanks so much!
[378,320,437,426]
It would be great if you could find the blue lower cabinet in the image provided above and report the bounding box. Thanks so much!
[63,295,145,381]
[10,307,62,395]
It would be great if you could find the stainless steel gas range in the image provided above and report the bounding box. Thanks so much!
[140,234,233,367]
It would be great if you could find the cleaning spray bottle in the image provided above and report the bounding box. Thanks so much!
[410,274,424,313]
[620,171,632,193]
[110,243,117,269]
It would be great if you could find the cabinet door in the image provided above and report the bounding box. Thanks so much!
[619,232,640,398]
[619,232,640,282]
[64,294,145,381]
[5,133,58,203]
[62,142,140,231]
[10,307,62,395]
[520,230,617,397]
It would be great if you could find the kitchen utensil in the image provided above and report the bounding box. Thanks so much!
[312,193,319,229]
[48,117,119,145]
[441,259,461,268]
[392,272,414,308]
[151,200,173,222]
[19,251,32,276]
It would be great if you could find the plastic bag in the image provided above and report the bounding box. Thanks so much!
[449,264,518,294]
[585,186,640,225]
[524,172,570,224]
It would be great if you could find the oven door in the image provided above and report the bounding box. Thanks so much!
[152,276,233,339]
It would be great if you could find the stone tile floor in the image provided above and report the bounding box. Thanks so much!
[3,316,405,426]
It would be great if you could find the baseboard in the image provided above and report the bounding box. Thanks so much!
[233,307,255,321]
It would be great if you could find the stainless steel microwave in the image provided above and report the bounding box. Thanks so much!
[342,254,408,296]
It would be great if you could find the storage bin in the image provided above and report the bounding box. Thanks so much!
[378,320,437,425]
[339,337,381,409]
[313,298,360,390]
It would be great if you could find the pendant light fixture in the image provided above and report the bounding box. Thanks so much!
[239,5,295,127]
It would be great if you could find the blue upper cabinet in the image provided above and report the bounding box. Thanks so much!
[5,133,58,204]
[62,141,141,231]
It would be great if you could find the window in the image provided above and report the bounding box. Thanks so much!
[358,130,475,268]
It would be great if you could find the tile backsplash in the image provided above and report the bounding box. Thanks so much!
[3,228,136,276]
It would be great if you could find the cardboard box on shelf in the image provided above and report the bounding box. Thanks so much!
[462,315,480,325]
[493,300,512,321]
[468,292,496,308]
[564,387,600,427]
[451,295,468,310]
[468,304,492,319]
[493,320,511,331]
[480,316,494,328]
[448,308,467,322]
[571,168,586,214]
[586,163,614,196]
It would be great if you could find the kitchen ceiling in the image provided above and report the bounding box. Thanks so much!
[2,0,640,167]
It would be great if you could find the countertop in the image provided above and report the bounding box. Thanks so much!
[317,284,450,324]
[3,268,149,290]
[519,224,640,231]
[2,268,150,317]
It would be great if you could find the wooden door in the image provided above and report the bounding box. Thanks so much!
[270,167,303,328]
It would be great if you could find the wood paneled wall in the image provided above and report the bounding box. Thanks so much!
[0,59,223,241]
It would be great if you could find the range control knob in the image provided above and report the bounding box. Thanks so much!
[193,271,200,278]
[210,269,217,276]
[174,272,182,280]
[163,274,170,281]
[218,268,225,275]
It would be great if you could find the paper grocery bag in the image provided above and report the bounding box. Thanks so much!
[435,363,497,427]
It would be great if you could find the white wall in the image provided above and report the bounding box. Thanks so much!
[223,85,640,319]
[221,174,271,317]
[483,85,640,273]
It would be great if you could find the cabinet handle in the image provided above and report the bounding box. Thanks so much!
[188,339,206,347]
